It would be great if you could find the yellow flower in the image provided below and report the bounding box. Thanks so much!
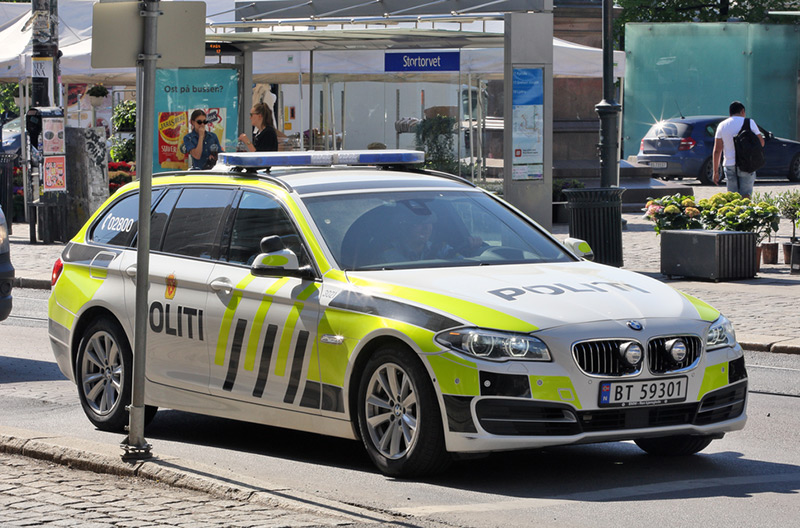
[664,205,680,214]
[681,198,696,207]
[685,207,700,217]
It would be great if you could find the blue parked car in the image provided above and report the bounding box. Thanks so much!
[0,206,12,321]
[1,115,21,157]
[637,116,800,185]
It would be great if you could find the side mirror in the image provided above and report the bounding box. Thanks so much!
[563,237,594,261]
[251,235,315,280]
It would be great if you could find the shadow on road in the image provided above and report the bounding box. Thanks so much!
[0,356,66,383]
[139,407,800,504]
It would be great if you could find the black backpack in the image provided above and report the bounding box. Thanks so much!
[733,118,765,173]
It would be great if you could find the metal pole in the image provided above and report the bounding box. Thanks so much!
[122,0,159,461]
[595,0,621,188]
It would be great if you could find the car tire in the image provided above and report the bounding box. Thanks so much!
[357,346,450,477]
[634,434,714,456]
[788,155,800,182]
[76,316,157,432]
[697,158,713,185]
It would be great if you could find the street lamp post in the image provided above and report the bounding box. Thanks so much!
[596,0,620,188]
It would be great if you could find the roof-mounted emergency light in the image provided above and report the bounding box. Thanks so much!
[217,149,425,169]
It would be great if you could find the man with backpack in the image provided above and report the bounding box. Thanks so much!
[712,101,765,198]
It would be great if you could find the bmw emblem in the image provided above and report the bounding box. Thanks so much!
[627,320,643,331]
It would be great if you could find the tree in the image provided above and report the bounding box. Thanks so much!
[615,1,799,45]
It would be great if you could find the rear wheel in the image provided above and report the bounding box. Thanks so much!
[788,154,800,182]
[76,316,156,432]
[634,434,714,456]
[357,347,450,477]
[697,158,713,185]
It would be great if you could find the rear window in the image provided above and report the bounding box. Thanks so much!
[643,122,692,139]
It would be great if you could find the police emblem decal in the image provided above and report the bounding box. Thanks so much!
[165,274,177,300]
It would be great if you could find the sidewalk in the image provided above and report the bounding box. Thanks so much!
[8,179,800,353]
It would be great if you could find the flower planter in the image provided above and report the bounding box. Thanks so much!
[783,242,796,265]
[89,95,105,108]
[661,230,758,281]
[761,242,779,264]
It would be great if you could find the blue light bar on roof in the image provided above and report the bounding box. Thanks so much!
[217,149,425,169]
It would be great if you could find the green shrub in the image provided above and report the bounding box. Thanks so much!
[112,100,136,131]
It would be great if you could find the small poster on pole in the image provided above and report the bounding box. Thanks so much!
[43,156,67,192]
[42,118,65,154]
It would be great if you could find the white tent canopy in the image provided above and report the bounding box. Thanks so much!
[0,1,624,85]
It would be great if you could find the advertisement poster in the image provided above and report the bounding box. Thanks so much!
[42,118,65,154]
[153,68,240,173]
[511,68,544,181]
[43,156,66,192]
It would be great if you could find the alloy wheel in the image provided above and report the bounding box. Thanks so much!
[80,330,123,416]
[364,362,420,460]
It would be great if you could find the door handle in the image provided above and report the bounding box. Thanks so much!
[125,265,137,278]
[210,278,233,295]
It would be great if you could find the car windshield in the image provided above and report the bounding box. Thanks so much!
[303,190,573,271]
[644,121,692,139]
[2,117,20,139]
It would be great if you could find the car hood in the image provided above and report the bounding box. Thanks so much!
[345,261,715,332]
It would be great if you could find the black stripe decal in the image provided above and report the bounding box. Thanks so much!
[321,384,345,413]
[283,331,310,404]
[328,291,460,332]
[299,381,321,409]
[253,324,278,398]
[222,319,248,392]
[61,242,121,266]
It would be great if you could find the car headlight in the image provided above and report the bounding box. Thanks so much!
[706,315,736,350]
[435,328,551,361]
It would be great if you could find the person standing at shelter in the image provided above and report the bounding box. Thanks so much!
[712,101,764,198]
[238,102,278,152]
[182,109,222,170]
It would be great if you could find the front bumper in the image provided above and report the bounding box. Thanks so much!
[430,317,748,453]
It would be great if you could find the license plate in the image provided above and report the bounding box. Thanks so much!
[599,376,688,407]
[649,161,667,169]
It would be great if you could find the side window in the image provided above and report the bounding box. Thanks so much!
[91,193,139,246]
[226,191,306,266]
[90,190,163,247]
[149,189,180,251]
[161,187,235,259]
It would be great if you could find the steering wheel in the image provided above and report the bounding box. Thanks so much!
[479,245,523,260]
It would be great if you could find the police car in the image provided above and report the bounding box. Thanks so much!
[48,150,747,477]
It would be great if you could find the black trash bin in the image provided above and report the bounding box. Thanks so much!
[0,153,15,235]
[564,187,625,267]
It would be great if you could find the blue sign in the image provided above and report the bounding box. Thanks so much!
[512,68,544,106]
[385,52,460,72]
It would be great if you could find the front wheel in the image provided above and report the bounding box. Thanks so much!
[788,154,800,182]
[634,434,714,456]
[697,158,713,185]
[357,347,449,477]
[76,316,156,432]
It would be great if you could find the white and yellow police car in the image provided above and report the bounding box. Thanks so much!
[48,150,747,477]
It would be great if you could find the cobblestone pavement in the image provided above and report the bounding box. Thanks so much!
[0,451,356,528]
